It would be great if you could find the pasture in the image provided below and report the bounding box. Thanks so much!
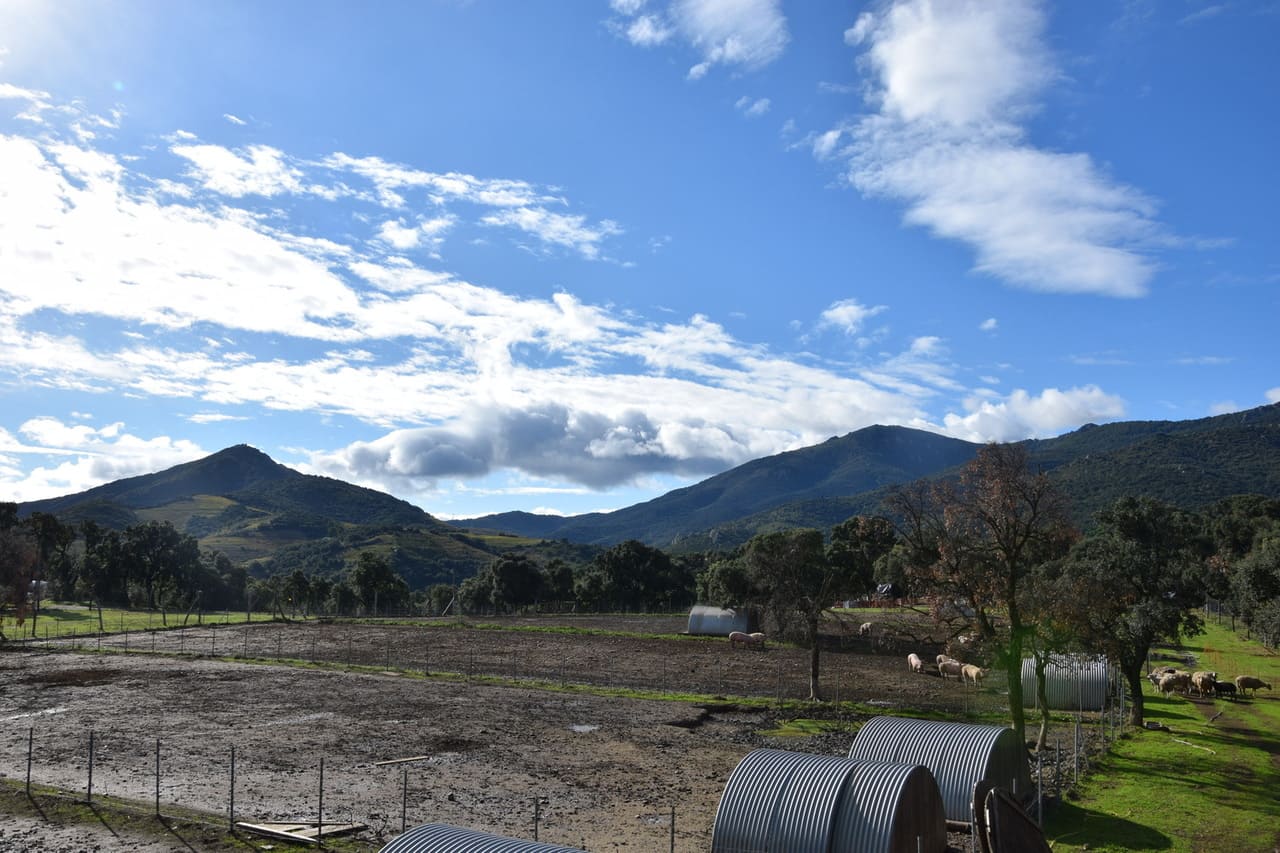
[0,610,1275,851]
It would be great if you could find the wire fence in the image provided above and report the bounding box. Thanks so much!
[2,622,1173,850]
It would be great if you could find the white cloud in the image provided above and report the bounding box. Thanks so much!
[612,0,788,78]
[1267,388,1280,404]
[379,219,424,250]
[627,14,673,46]
[980,317,998,332]
[820,299,887,335]
[171,142,303,196]
[835,0,1164,297]
[1209,401,1240,415]
[942,385,1127,442]
[223,113,247,126]
[672,0,789,76]
[734,96,771,117]
[480,207,622,260]
[1,418,206,502]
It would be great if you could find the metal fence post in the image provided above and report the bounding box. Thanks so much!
[87,730,94,804]
[155,738,161,816]
[25,727,33,796]
[229,745,236,832]
[401,767,408,834]
[317,757,325,848]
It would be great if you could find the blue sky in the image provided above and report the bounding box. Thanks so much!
[1,0,1277,520]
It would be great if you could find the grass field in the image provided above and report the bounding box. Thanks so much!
[1044,620,1280,852]
[8,603,279,639]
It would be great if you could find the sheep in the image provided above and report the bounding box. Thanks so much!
[1212,681,1237,700]
[1147,665,1179,686]
[1157,671,1192,696]
[858,621,874,637]
[728,631,765,650]
[961,663,986,685]
[1234,675,1273,697]
[936,653,956,670]
[939,659,964,681]
[907,653,924,673]
[1191,671,1218,697]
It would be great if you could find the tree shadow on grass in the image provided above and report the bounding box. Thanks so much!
[1045,801,1173,850]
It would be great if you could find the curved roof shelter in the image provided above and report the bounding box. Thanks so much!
[379,823,582,853]
[848,716,1032,824]
[711,747,948,853]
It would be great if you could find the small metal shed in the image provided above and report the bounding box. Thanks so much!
[847,716,1032,825]
[1021,654,1110,711]
[711,748,948,853]
[378,823,583,852]
[686,605,754,636]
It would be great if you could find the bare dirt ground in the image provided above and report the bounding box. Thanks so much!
[0,613,1007,851]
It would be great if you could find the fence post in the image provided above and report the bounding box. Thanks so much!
[25,727,33,796]
[317,757,324,848]
[229,745,236,832]
[670,804,676,853]
[401,766,408,834]
[533,797,540,841]
[86,730,94,804]
[1036,749,1042,826]
[155,738,162,816]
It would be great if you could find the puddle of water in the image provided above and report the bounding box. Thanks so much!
[570,724,599,734]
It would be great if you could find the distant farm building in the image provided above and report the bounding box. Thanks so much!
[686,605,755,636]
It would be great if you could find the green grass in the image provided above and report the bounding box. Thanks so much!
[1043,620,1280,852]
[11,604,282,639]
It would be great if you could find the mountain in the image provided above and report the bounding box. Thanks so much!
[456,403,1280,550]
[16,444,506,586]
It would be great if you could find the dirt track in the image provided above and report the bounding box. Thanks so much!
[0,614,1000,850]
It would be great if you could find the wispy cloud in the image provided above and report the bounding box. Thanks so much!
[734,96,771,118]
[610,0,789,79]
[833,0,1164,297]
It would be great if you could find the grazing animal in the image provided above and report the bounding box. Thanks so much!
[858,622,874,637]
[1157,671,1192,696]
[907,653,924,673]
[937,653,956,669]
[1147,666,1178,687]
[961,663,986,685]
[1191,671,1218,697]
[728,631,765,650]
[939,659,964,681]
[1234,675,1272,697]
[1212,681,1237,700]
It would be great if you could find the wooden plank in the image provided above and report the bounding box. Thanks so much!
[237,821,367,844]
[374,754,431,766]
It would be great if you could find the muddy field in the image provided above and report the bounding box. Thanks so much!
[0,614,1007,851]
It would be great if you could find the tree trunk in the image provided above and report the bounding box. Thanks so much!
[1125,664,1146,727]
[1005,633,1027,747]
[1034,654,1051,751]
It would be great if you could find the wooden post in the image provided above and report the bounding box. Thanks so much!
[401,766,408,834]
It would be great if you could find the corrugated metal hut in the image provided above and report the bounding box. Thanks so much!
[686,605,754,636]
[379,823,582,852]
[1021,655,1110,711]
[847,716,1032,825]
[711,748,948,853]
